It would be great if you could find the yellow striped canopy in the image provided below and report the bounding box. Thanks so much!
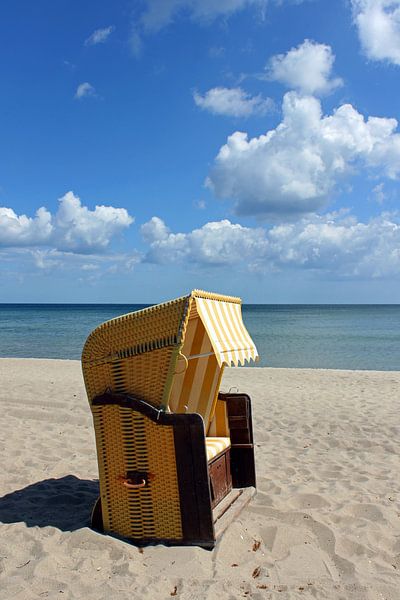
[82,290,258,419]
[194,295,258,367]
[169,291,258,427]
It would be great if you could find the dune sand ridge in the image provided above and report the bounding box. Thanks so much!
[0,359,399,599]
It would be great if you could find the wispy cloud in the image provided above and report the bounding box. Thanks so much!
[129,27,143,58]
[130,0,303,56]
[139,0,268,33]
[74,82,96,100]
[63,60,76,70]
[372,182,386,204]
[193,199,206,210]
[208,46,225,59]
[193,87,274,118]
[0,247,141,281]
[84,25,115,46]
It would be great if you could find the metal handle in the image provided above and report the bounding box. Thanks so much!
[121,478,146,489]
[174,351,188,375]
[118,470,156,489]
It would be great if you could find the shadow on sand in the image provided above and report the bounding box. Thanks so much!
[0,475,99,531]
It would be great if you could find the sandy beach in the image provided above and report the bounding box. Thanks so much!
[0,358,399,599]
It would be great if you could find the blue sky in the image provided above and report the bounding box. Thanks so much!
[1,0,400,303]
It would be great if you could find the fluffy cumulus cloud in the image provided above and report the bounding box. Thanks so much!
[0,206,53,247]
[139,0,267,32]
[84,25,115,46]
[141,212,400,278]
[0,192,133,253]
[266,39,343,95]
[141,216,267,266]
[207,92,400,218]
[352,0,400,65]
[74,82,96,100]
[266,211,400,277]
[193,87,274,118]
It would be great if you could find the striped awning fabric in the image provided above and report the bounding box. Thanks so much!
[194,296,258,367]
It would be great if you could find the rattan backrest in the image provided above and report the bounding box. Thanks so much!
[82,296,189,409]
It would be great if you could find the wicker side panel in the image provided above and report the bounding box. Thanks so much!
[84,346,175,408]
[82,296,189,366]
[92,405,182,541]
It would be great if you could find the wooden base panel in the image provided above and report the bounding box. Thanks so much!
[213,487,256,541]
[91,487,256,549]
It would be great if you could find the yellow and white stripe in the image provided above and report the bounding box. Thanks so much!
[168,294,258,432]
[168,316,222,429]
[205,437,231,462]
[194,297,258,367]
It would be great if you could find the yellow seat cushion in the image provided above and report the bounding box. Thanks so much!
[206,437,231,462]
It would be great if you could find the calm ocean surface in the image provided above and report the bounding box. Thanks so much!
[0,304,399,370]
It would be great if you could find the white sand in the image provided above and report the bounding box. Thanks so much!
[0,359,399,599]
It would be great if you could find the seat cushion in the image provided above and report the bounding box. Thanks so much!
[206,437,231,462]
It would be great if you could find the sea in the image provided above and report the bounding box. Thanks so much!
[0,304,399,371]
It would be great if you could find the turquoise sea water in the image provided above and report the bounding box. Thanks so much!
[0,304,399,370]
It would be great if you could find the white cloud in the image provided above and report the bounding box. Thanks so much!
[131,1,308,55]
[74,82,96,100]
[141,215,170,244]
[139,0,268,33]
[207,92,400,218]
[54,192,134,252]
[27,248,140,273]
[209,46,226,58]
[372,182,386,203]
[266,210,400,278]
[141,212,400,278]
[0,192,134,253]
[352,0,400,65]
[266,39,343,95]
[0,206,53,247]
[85,25,115,46]
[193,87,274,117]
[141,217,267,266]
[194,199,206,209]
[129,28,143,57]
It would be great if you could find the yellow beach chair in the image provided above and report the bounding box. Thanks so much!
[82,290,258,548]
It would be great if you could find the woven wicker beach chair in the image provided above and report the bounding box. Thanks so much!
[82,290,259,548]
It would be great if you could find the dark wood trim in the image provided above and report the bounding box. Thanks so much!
[92,392,201,427]
[208,448,232,509]
[173,418,215,546]
[218,392,257,489]
[230,443,253,449]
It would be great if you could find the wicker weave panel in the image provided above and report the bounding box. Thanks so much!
[82,296,189,366]
[92,404,182,540]
[84,347,176,409]
[82,296,191,409]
